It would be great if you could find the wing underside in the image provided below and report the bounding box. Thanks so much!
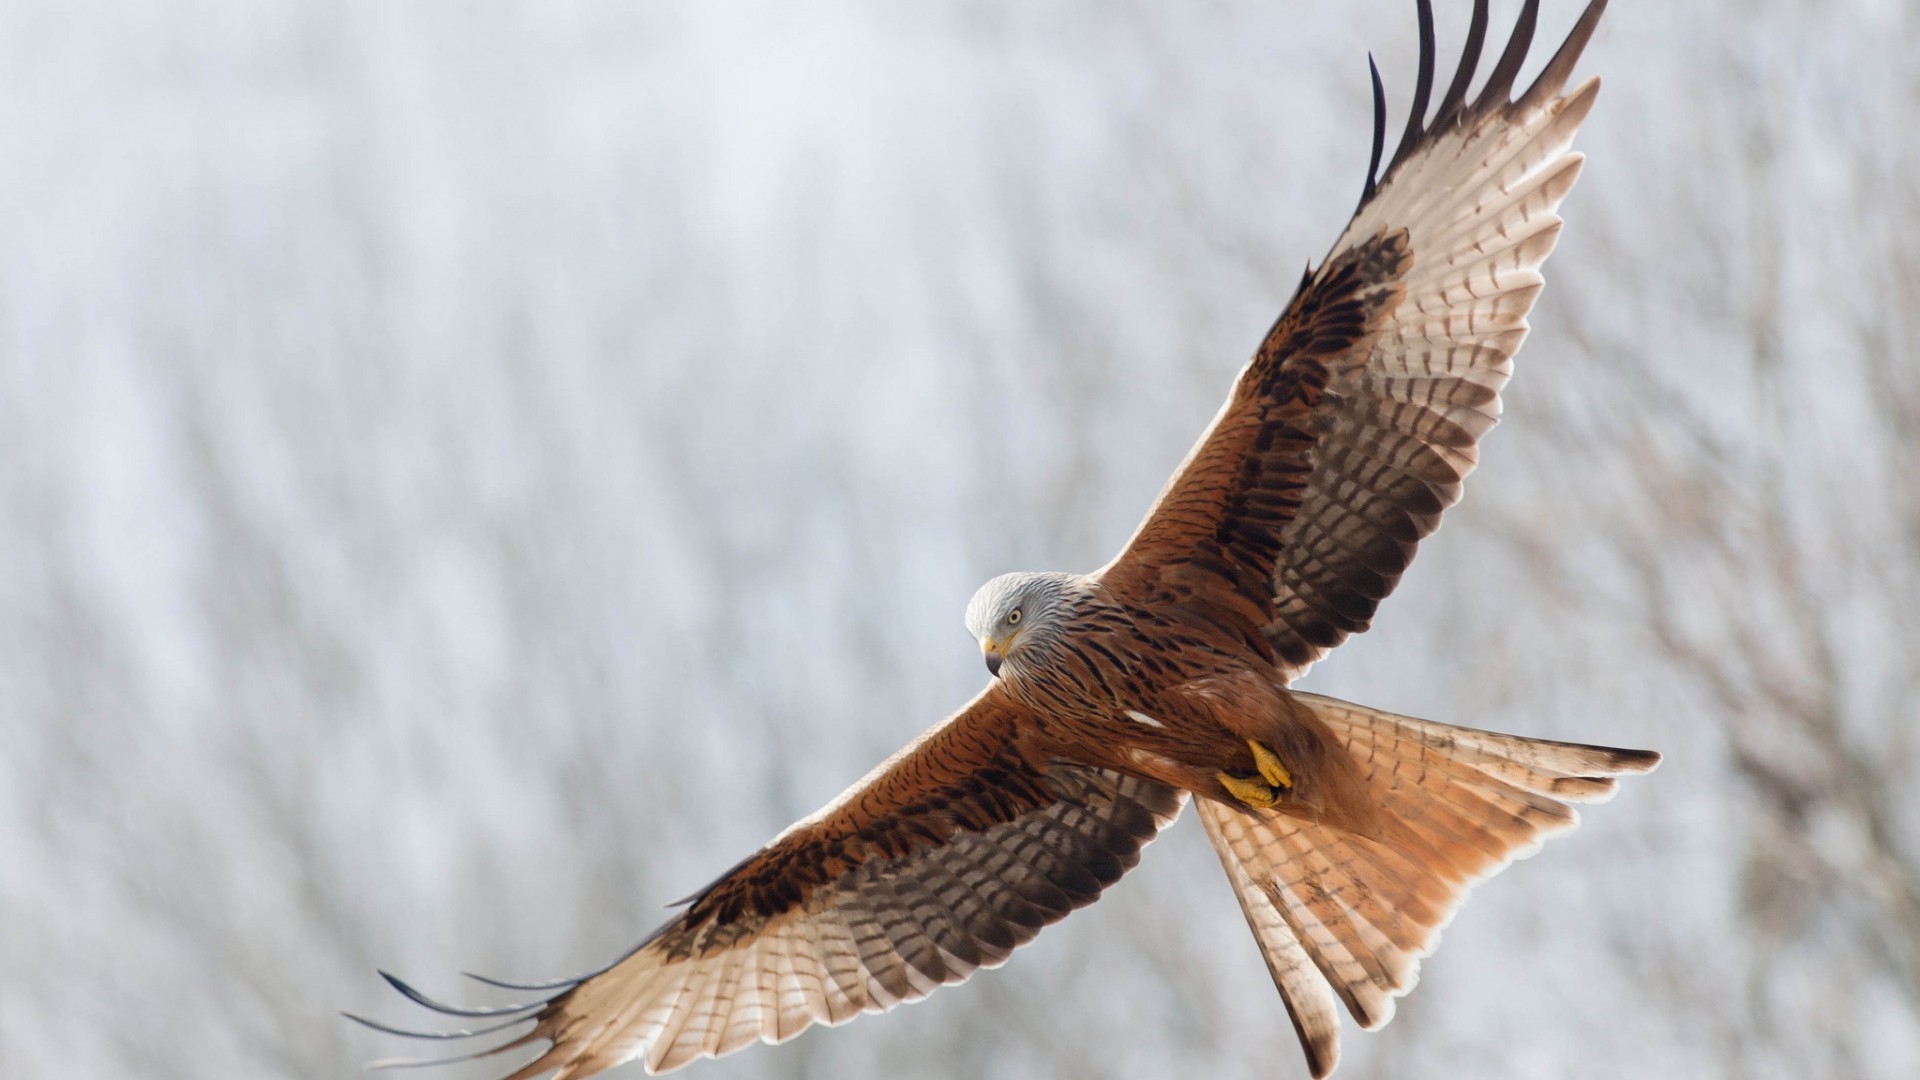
[353,690,1184,1078]
[1103,0,1608,683]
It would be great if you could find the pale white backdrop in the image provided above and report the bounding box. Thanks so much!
[4,1,1917,1077]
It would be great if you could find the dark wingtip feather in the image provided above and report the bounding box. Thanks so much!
[1358,54,1387,211]
[379,970,553,1018]
[1432,0,1491,129]
[1387,0,1437,172]
[344,1011,532,1042]
[1349,0,1597,225]
[463,971,588,993]
[1518,0,1608,109]
[1474,0,1540,110]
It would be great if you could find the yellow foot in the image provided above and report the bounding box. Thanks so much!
[1217,770,1281,808]
[1216,740,1294,810]
[1248,738,1293,789]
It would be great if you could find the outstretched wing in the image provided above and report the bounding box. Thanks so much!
[1101,0,1607,681]
[352,687,1185,1078]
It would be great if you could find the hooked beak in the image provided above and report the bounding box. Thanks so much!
[983,630,1013,672]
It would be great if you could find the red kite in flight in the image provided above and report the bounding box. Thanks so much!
[354,2,1656,1075]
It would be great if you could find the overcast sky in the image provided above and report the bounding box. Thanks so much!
[3,2,1917,1078]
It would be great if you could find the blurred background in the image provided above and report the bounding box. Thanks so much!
[3,1,1916,1076]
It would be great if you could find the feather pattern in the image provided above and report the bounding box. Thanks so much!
[1103,0,1611,682]
[354,688,1184,1078]
[1199,691,1657,1076]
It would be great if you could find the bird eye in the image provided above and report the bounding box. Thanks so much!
[1007,608,1022,625]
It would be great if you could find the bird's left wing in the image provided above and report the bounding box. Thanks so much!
[1100,0,1606,681]
[352,686,1184,1079]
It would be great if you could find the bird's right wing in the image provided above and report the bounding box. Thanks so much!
[351,685,1185,1078]
[1100,0,1606,681]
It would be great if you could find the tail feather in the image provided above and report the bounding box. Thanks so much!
[1201,693,1658,1075]
[1199,806,1345,1079]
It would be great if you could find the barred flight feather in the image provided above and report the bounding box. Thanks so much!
[397,720,1186,1077]
[1102,0,1613,686]
[1200,690,1655,1076]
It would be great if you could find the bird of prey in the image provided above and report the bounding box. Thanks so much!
[353,1,1656,1076]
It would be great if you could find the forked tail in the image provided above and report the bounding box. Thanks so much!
[1197,691,1658,1077]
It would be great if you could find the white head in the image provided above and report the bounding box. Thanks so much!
[963,571,1079,677]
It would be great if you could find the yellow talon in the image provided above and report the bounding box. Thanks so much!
[1248,739,1293,790]
[1217,769,1282,809]
[1217,740,1293,810]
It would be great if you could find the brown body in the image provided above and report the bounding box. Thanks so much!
[358,4,1659,1078]
[990,580,1382,839]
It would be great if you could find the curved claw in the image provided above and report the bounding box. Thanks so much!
[1248,739,1294,790]
[1217,739,1294,809]
[1217,770,1282,809]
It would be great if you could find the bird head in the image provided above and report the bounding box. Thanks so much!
[964,571,1077,678]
